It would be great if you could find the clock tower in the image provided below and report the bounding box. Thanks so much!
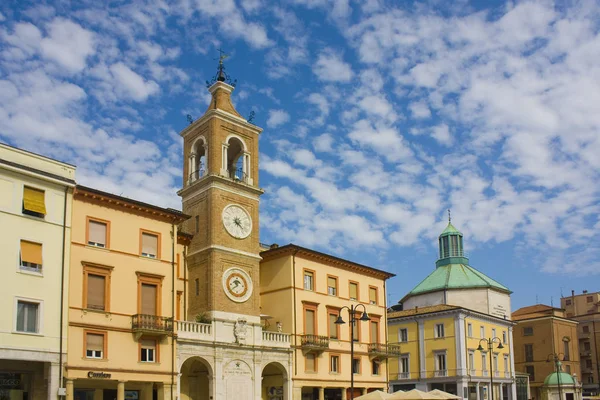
[178,60,263,321]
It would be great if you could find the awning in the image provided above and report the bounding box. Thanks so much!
[23,187,46,215]
[21,240,43,265]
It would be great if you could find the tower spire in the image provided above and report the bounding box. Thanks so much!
[436,215,469,267]
[448,209,451,223]
[206,49,237,88]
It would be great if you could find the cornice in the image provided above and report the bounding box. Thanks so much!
[177,174,264,201]
[179,109,262,139]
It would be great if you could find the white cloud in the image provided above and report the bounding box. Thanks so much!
[409,101,431,119]
[347,119,413,162]
[109,63,160,101]
[0,12,5,21]
[40,18,96,73]
[313,49,353,82]
[306,93,330,125]
[267,109,290,128]
[313,133,334,152]
[431,124,452,146]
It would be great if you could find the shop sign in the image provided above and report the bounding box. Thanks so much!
[87,372,112,379]
[125,391,139,400]
[0,373,22,389]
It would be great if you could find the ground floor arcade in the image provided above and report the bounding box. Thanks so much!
[0,348,62,400]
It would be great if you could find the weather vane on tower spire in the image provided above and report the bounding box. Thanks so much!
[206,48,237,88]
[448,209,451,223]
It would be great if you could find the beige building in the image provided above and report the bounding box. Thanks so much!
[64,185,188,400]
[561,290,600,396]
[0,143,76,400]
[512,305,580,400]
[260,244,395,400]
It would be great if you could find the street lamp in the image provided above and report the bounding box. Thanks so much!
[547,353,565,400]
[335,303,370,400]
[477,337,505,400]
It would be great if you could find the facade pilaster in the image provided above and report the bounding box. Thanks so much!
[419,320,426,379]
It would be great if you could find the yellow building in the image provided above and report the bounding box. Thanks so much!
[0,143,76,400]
[260,244,395,399]
[561,290,600,396]
[512,304,580,400]
[388,220,516,400]
[65,185,188,400]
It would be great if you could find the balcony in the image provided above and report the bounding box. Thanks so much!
[177,320,212,342]
[483,370,489,377]
[188,168,207,185]
[505,372,511,378]
[434,370,448,377]
[368,343,403,359]
[396,372,411,380]
[300,334,329,354]
[495,371,500,378]
[580,351,592,357]
[131,314,173,339]
[262,331,291,348]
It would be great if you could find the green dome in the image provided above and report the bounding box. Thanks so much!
[543,372,575,386]
[440,222,462,236]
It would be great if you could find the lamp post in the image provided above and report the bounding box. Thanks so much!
[335,303,370,400]
[477,337,504,400]
[547,353,565,400]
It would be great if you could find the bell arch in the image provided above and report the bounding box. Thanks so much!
[189,136,208,184]
[222,134,250,183]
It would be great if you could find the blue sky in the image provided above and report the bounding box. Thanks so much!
[1,0,599,311]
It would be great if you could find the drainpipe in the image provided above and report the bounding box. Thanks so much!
[58,186,69,397]
[183,245,187,321]
[292,249,299,376]
[171,223,175,400]
[384,279,389,392]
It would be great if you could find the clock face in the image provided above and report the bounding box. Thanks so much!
[222,204,252,239]
[222,267,253,303]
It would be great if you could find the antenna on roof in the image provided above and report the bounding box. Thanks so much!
[536,294,539,303]
[448,209,451,223]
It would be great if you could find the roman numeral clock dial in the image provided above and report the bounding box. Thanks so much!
[222,204,252,239]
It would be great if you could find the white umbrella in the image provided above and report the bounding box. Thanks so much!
[389,389,442,400]
[428,390,460,399]
[354,390,393,400]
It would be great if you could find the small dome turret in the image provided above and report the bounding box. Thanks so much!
[436,211,469,267]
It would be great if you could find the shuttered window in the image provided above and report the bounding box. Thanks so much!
[87,274,106,310]
[352,321,359,341]
[22,186,46,216]
[370,321,379,343]
[369,287,377,305]
[141,284,157,315]
[329,313,338,339]
[88,221,107,247]
[305,309,315,335]
[20,240,43,272]
[141,233,158,258]
[327,277,337,296]
[140,339,156,362]
[349,282,358,300]
[86,333,104,358]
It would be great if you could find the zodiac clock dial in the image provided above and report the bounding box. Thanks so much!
[222,267,253,303]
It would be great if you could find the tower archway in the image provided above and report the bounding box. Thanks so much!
[180,356,212,400]
[261,362,288,400]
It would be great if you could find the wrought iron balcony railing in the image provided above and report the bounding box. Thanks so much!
[368,343,403,357]
[132,314,173,335]
[300,334,329,351]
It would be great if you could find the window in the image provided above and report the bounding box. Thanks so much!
[467,323,473,337]
[140,339,156,362]
[305,308,316,335]
[586,359,592,368]
[587,375,593,384]
[328,313,339,339]
[583,325,590,333]
[16,300,39,333]
[399,328,408,342]
[400,355,410,377]
[565,364,571,374]
[502,331,507,344]
[352,320,359,342]
[587,296,593,303]
[369,287,378,305]
[22,186,46,217]
[480,326,485,338]
[525,365,534,381]
[85,332,105,359]
[492,328,496,338]
[327,276,337,296]
[195,278,199,296]
[83,264,111,311]
[372,360,380,375]
[141,231,159,259]
[435,324,445,338]
[525,344,533,362]
[468,351,475,371]
[565,299,572,305]
[141,283,158,315]
[493,354,498,371]
[523,327,533,336]
[195,215,199,233]
[330,355,339,373]
[305,353,316,372]
[87,219,108,248]
[349,282,358,301]
[436,353,447,373]
[563,339,570,361]
[19,240,43,273]
[303,271,314,291]
[504,355,509,372]
[584,341,591,351]
[370,320,379,343]
[352,358,361,374]
[482,353,488,371]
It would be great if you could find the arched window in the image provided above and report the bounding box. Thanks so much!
[222,136,249,183]
[189,137,208,184]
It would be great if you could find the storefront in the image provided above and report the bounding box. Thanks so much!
[0,359,58,400]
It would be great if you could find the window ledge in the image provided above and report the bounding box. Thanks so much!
[138,362,161,365]
[82,308,112,316]
[17,269,43,277]
[12,330,43,336]
[86,245,110,252]
[139,255,161,262]
[82,358,108,362]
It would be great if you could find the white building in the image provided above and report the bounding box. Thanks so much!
[0,143,76,400]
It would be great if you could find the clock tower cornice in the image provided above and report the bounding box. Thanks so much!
[179,105,262,139]
[177,174,264,199]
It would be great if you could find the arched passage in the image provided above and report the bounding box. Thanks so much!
[189,137,208,183]
[224,136,248,181]
[180,357,212,400]
[261,362,288,400]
